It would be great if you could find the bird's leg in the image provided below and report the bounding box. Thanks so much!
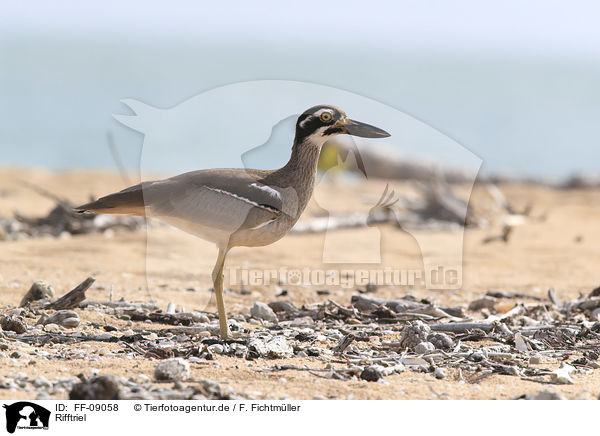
[211,248,231,339]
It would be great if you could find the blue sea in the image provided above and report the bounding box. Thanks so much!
[2,35,600,178]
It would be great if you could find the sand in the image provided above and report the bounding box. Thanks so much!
[1,168,599,400]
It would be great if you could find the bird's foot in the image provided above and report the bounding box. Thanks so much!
[219,327,248,342]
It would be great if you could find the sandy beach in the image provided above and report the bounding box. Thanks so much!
[1,168,600,400]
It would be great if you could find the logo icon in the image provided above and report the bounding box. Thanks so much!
[3,402,50,433]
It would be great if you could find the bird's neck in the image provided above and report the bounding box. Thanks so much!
[270,138,323,216]
[284,139,323,179]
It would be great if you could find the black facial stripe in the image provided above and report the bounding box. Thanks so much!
[295,105,346,143]
[323,127,344,136]
[295,116,324,143]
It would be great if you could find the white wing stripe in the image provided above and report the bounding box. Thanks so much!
[204,186,279,213]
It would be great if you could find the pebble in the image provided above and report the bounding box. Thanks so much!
[191,312,211,323]
[360,365,384,382]
[427,333,455,350]
[249,336,293,358]
[469,352,485,362]
[20,280,54,306]
[207,344,225,355]
[266,337,293,358]
[154,358,191,381]
[70,375,121,400]
[33,376,52,388]
[527,388,565,400]
[399,321,431,350]
[433,368,446,379]
[250,302,278,322]
[43,324,60,332]
[43,310,80,328]
[529,354,542,364]
[551,363,574,385]
[468,296,497,311]
[1,316,27,334]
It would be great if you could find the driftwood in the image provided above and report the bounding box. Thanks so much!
[351,295,463,320]
[0,181,144,241]
[329,142,600,188]
[292,177,479,235]
[44,277,95,310]
[430,322,496,333]
[326,142,478,183]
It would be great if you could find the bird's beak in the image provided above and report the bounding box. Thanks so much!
[341,119,391,138]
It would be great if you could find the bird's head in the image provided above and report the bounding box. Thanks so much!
[294,105,390,147]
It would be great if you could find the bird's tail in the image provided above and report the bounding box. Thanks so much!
[74,183,148,215]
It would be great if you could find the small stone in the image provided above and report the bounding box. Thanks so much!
[427,332,455,350]
[414,341,435,354]
[399,321,431,350]
[43,323,60,332]
[527,388,565,400]
[360,365,384,382]
[551,363,575,385]
[33,376,52,388]
[266,337,293,358]
[154,358,190,381]
[529,354,542,364]
[365,283,378,293]
[70,375,121,400]
[468,296,497,311]
[61,318,80,329]
[10,351,21,359]
[1,316,27,334]
[433,368,446,379]
[207,344,225,355]
[190,312,210,323]
[250,302,278,322]
[469,352,485,362]
[20,281,55,307]
[43,310,80,328]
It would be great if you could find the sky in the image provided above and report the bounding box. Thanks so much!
[2,0,600,60]
[2,1,600,177]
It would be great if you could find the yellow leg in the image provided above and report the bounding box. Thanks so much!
[211,248,231,339]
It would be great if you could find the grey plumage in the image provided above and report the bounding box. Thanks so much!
[75,105,390,339]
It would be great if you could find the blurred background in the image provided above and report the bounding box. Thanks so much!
[1,0,600,178]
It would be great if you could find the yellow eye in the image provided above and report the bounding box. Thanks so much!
[320,112,333,122]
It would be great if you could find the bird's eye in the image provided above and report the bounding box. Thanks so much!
[320,112,333,122]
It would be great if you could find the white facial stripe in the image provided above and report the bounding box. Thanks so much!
[314,108,334,118]
[304,126,334,146]
[299,116,311,129]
